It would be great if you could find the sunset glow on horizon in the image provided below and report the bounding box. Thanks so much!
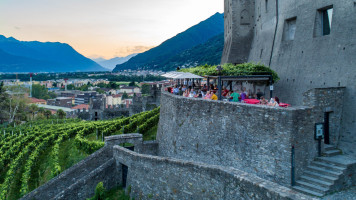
[0,0,223,59]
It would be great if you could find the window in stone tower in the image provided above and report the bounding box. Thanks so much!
[322,8,333,35]
[265,0,268,13]
[314,5,333,37]
[283,17,297,41]
[240,9,250,25]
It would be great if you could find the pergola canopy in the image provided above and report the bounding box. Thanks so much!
[162,72,203,79]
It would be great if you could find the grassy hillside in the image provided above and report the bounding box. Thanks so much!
[0,108,160,200]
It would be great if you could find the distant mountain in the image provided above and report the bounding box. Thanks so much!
[160,33,223,70]
[0,35,107,72]
[93,53,138,70]
[113,12,224,72]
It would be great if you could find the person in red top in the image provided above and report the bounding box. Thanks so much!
[222,87,229,97]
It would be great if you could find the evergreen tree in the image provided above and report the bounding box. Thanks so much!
[0,82,9,123]
[57,109,66,119]
[122,91,129,100]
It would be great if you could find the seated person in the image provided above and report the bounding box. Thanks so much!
[173,85,179,95]
[211,91,218,100]
[268,97,280,107]
[241,90,247,100]
[183,89,189,97]
[230,90,240,102]
[189,89,196,98]
[259,96,268,105]
[225,91,233,101]
[222,87,229,97]
[204,91,212,99]
[195,90,202,98]
[202,84,208,92]
[256,89,264,100]
[182,85,187,92]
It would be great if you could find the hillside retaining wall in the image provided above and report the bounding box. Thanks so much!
[157,91,318,186]
[113,145,315,200]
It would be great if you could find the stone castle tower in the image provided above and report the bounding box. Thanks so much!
[222,0,356,157]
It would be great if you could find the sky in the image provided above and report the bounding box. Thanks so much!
[0,0,223,59]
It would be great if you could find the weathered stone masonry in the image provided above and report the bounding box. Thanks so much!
[114,144,314,200]
[157,91,318,187]
[222,0,356,157]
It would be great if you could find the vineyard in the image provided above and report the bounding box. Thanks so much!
[0,107,160,200]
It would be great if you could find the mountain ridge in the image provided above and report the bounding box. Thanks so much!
[93,53,138,70]
[0,35,107,72]
[113,12,224,72]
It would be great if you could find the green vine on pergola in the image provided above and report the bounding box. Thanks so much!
[179,63,280,83]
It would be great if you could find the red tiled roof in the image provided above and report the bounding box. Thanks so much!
[113,94,123,98]
[72,104,89,110]
[29,97,46,103]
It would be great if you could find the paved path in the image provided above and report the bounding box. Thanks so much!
[322,186,356,200]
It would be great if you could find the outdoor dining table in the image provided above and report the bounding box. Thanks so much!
[279,103,291,107]
[244,99,260,104]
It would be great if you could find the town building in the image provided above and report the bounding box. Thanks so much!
[28,97,47,105]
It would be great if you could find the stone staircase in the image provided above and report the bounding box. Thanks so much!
[293,145,348,197]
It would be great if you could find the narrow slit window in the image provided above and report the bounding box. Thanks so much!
[322,8,333,35]
[283,17,297,41]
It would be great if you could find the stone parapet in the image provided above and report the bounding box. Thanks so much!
[157,91,317,186]
[113,145,316,200]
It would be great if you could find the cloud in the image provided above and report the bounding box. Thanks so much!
[14,26,21,30]
[114,45,155,57]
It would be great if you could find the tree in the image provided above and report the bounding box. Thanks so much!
[28,104,39,120]
[2,85,28,124]
[78,84,89,91]
[95,88,105,94]
[0,82,9,123]
[57,109,66,119]
[141,84,151,95]
[44,110,52,119]
[32,84,56,100]
[109,82,118,89]
[128,81,136,86]
[122,91,129,100]
[67,84,76,90]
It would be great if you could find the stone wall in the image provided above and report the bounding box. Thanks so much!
[21,146,117,200]
[157,91,317,186]
[21,134,148,200]
[303,87,346,147]
[113,145,315,200]
[222,0,356,157]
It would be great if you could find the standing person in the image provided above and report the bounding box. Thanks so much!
[210,84,215,90]
[188,79,192,88]
[256,89,264,100]
[230,90,240,102]
[241,87,247,100]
